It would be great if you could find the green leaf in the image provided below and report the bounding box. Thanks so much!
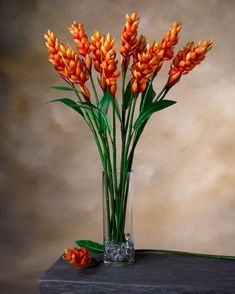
[140,80,156,112]
[50,86,73,91]
[134,100,177,130]
[75,240,104,253]
[98,91,112,132]
[49,98,84,117]
[98,91,112,114]
[79,101,112,134]
[123,80,133,110]
[115,98,121,122]
[48,99,112,134]
[99,111,112,134]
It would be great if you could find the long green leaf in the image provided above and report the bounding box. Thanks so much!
[75,240,104,253]
[74,240,235,260]
[98,91,112,114]
[123,80,132,110]
[98,91,113,132]
[134,100,177,130]
[50,86,73,91]
[136,249,235,260]
[140,80,156,112]
[49,98,84,117]
[115,98,121,122]
[78,101,112,134]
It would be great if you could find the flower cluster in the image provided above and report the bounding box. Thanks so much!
[63,247,96,268]
[131,43,163,93]
[44,11,213,98]
[69,21,92,71]
[44,30,90,100]
[120,11,140,69]
[168,40,213,87]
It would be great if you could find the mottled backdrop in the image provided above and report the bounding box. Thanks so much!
[1,0,235,293]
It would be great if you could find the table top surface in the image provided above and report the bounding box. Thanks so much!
[40,252,235,293]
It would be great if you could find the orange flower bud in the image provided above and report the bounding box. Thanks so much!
[151,21,181,76]
[167,39,213,87]
[106,77,117,97]
[131,43,161,94]
[69,22,90,57]
[120,11,140,70]
[160,21,181,61]
[44,30,64,71]
[90,30,103,73]
[85,54,92,72]
[167,67,182,87]
[63,247,96,269]
[100,33,120,96]
[133,34,147,63]
[80,85,90,101]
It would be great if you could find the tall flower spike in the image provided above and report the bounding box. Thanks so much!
[90,30,103,73]
[69,22,91,71]
[167,39,213,87]
[44,30,64,71]
[160,21,181,60]
[120,11,140,70]
[151,21,182,75]
[44,30,90,100]
[131,43,162,94]
[100,33,120,96]
[59,44,90,99]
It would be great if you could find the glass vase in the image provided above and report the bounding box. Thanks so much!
[102,171,134,265]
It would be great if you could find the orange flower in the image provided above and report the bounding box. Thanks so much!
[131,43,162,94]
[44,30,64,71]
[151,21,181,75]
[63,247,96,269]
[133,34,147,63]
[44,30,90,100]
[120,11,140,70]
[100,33,120,96]
[69,22,91,71]
[160,21,181,61]
[90,30,103,73]
[167,39,213,87]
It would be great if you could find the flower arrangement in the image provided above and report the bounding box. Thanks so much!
[44,11,213,265]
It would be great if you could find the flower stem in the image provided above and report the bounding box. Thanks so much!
[89,72,99,106]
[115,98,136,242]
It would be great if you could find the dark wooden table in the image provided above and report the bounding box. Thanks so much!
[39,252,235,293]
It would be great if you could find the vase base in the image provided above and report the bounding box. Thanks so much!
[103,234,135,265]
[104,260,134,266]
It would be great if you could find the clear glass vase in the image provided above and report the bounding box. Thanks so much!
[102,171,134,265]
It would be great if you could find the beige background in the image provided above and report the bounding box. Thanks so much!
[1,0,235,292]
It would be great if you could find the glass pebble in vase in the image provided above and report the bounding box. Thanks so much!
[103,171,134,265]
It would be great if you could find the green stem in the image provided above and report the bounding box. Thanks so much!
[89,72,99,106]
[71,84,105,169]
[104,159,111,240]
[116,98,136,242]
[111,97,118,236]
[117,68,128,242]
[127,85,170,170]
[105,140,116,240]
[154,84,168,102]
[72,83,114,240]
[120,68,127,185]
